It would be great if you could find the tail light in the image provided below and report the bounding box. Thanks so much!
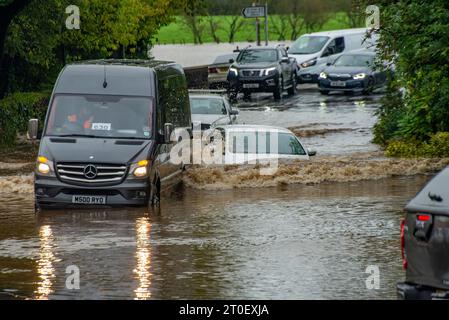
[208,67,218,74]
[400,218,408,269]
[417,214,430,221]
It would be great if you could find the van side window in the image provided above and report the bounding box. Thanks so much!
[322,37,345,57]
[158,74,190,128]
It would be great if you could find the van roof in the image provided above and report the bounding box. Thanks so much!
[54,59,181,96]
[74,59,176,68]
[301,28,368,38]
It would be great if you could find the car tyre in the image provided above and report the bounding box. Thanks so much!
[363,77,375,95]
[287,73,297,96]
[273,76,283,100]
[319,90,329,95]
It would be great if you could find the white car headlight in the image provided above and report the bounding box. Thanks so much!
[263,67,277,76]
[319,72,327,79]
[229,67,238,76]
[353,73,366,80]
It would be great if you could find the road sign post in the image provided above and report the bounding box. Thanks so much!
[242,3,268,46]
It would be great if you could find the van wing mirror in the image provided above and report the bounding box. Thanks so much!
[229,58,235,64]
[281,57,289,63]
[164,123,174,144]
[27,119,39,140]
[229,109,239,116]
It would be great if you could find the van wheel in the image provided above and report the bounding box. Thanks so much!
[149,179,160,207]
[34,198,41,214]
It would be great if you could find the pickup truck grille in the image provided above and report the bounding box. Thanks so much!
[241,69,262,77]
[56,163,128,184]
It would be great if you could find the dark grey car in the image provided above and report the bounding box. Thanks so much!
[318,50,387,95]
[397,166,449,299]
[28,59,191,210]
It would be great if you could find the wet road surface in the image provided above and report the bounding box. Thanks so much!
[0,176,431,299]
[0,88,433,299]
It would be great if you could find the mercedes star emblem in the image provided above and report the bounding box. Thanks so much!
[83,164,98,179]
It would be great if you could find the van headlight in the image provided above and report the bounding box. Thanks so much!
[37,156,53,175]
[229,67,238,76]
[300,58,317,68]
[353,73,366,80]
[132,160,148,178]
[319,72,327,79]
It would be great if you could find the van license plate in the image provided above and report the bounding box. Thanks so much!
[330,81,346,87]
[72,195,106,205]
[243,83,259,89]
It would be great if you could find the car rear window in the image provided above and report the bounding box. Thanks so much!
[190,98,227,115]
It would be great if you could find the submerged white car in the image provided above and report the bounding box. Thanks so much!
[205,125,316,165]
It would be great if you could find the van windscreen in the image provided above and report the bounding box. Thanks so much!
[45,94,153,139]
[289,36,329,54]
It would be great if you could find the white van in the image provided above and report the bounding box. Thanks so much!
[288,28,378,83]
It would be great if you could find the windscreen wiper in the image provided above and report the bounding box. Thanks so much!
[57,134,99,138]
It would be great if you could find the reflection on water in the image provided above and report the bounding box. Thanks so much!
[134,217,152,300]
[35,225,57,300]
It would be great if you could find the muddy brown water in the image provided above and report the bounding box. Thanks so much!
[0,176,432,299]
[0,89,439,299]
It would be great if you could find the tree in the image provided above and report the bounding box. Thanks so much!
[181,0,207,44]
[373,0,449,144]
[335,0,367,28]
[0,0,32,97]
[0,0,179,96]
[207,16,221,43]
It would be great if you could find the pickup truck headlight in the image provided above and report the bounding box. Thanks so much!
[132,160,148,178]
[353,73,366,80]
[263,67,277,76]
[229,67,238,76]
[300,58,317,68]
[37,156,53,175]
[319,72,327,79]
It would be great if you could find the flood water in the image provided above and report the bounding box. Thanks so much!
[0,89,436,299]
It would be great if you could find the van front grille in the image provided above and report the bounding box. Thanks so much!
[56,163,128,184]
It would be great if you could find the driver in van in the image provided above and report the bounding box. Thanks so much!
[65,106,95,130]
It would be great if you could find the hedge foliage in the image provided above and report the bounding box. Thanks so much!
[385,132,449,158]
[0,92,49,146]
[373,0,449,157]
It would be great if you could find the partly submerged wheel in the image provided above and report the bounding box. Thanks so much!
[287,73,297,96]
[273,77,283,100]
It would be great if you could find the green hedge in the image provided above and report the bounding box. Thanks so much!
[385,132,449,158]
[0,92,50,146]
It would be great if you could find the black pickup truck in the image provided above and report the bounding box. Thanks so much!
[227,46,298,101]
